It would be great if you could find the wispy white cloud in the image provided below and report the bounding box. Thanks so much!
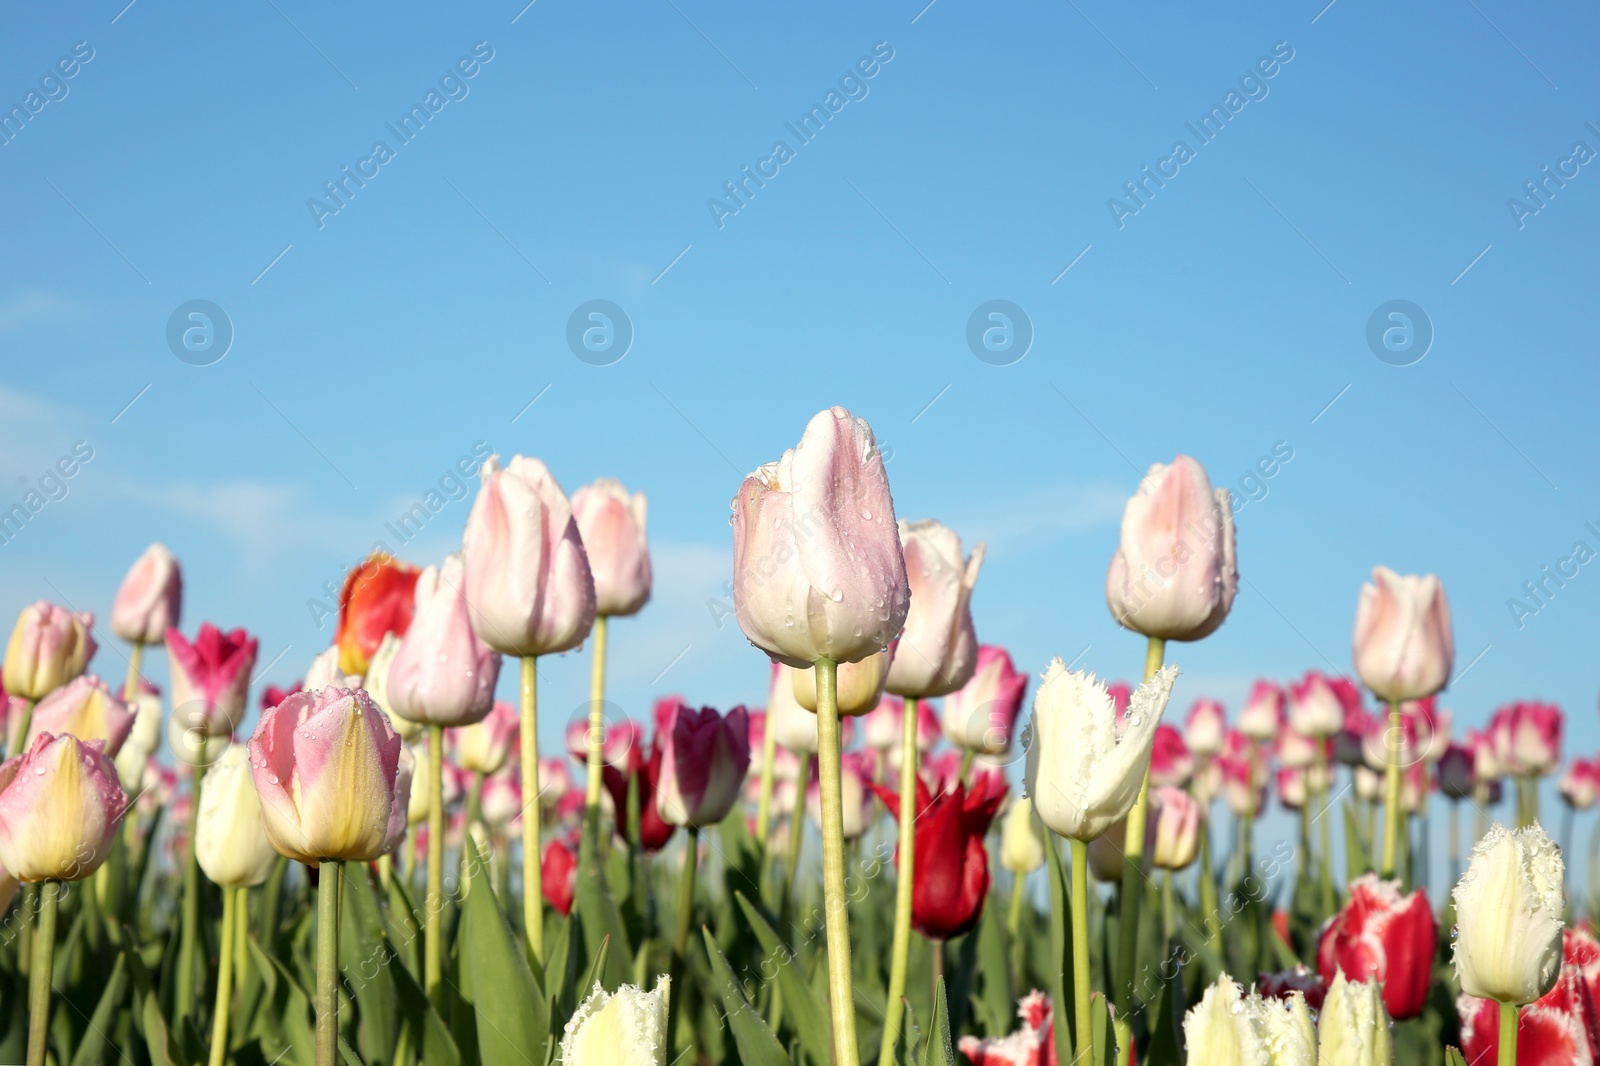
[0,289,80,336]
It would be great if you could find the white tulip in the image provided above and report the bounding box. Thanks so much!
[1452,822,1564,1005]
[195,745,277,888]
[560,976,670,1065]
[1183,974,1315,1065]
[1317,971,1393,1066]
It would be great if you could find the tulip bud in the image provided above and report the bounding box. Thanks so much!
[406,742,430,825]
[1316,873,1437,1020]
[1503,701,1564,777]
[1087,819,1128,883]
[1150,724,1195,787]
[870,773,1007,939]
[942,645,1028,756]
[1316,971,1394,1066]
[1023,661,1178,841]
[110,543,182,645]
[999,795,1046,874]
[1352,566,1454,703]
[248,687,404,864]
[0,732,124,881]
[457,700,518,776]
[463,455,597,658]
[26,675,136,757]
[1184,698,1227,757]
[1149,785,1200,870]
[361,632,421,742]
[196,745,277,887]
[559,976,670,1065]
[656,704,751,828]
[1452,823,1564,1005]
[730,407,909,668]
[114,685,162,791]
[1438,742,1475,800]
[167,623,258,737]
[303,646,350,691]
[572,478,652,618]
[543,838,577,916]
[3,602,96,700]
[388,554,501,727]
[334,552,420,677]
[1182,974,1316,1065]
[1106,455,1237,643]
[1286,670,1344,739]
[1237,681,1284,741]
[884,520,984,699]
[792,647,890,716]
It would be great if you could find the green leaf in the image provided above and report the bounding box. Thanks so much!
[575,821,634,991]
[1141,949,1186,1066]
[974,890,1012,1038]
[388,947,462,1066]
[246,934,316,1066]
[456,837,552,1066]
[339,1034,367,1066]
[338,865,400,1066]
[1445,1047,1467,1066]
[1344,800,1371,884]
[1093,993,1116,1066]
[1046,837,1075,1066]
[733,892,828,1066]
[577,934,612,1008]
[701,927,791,1066]
[69,951,128,1066]
[919,975,955,1066]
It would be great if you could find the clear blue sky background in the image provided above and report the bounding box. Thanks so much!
[3,0,1597,880]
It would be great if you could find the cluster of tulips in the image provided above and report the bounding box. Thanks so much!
[0,405,1592,1066]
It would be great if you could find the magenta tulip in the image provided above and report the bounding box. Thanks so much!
[656,703,751,827]
[167,623,258,737]
[940,644,1028,755]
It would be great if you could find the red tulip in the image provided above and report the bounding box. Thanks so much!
[1258,965,1328,1011]
[1316,872,1437,1021]
[602,739,675,853]
[958,990,1057,1066]
[541,837,577,917]
[871,772,1006,940]
[1459,928,1600,1065]
[334,552,420,677]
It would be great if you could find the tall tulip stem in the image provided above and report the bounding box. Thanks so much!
[814,658,861,1066]
[1500,1001,1518,1066]
[519,655,545,964]
[26,880,58,1066]
[176,733,208,1030]
[1070,838,1095,1066]
[1114,635,1165,1015]
[1315,741,1335,914]
[585,615,608,811]
[425,724,445,1005]
[123,641,144,701]
[315,861,341,1066]
[208,885,238,1066]
[754,710,779,850]
[878,693,919,1065]
[1381,700,1402,878]
[666,826,699,1053]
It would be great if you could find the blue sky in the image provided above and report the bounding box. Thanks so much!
[2,1,1597,865]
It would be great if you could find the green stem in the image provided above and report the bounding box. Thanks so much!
[586,616,608,810]
[425,724,444,1006]
[123,641,145,701]
[814,658,860,1066]
[754,698,779,850]
[1007,873,1027,990]
[208,885,237,1066]
[1450,801,1462,892]
[1070,838,1095,1066]
[958,749,975,782]
[1475,782,1489,844]
[1315,743,1335,914]
[26,881,57,1066]
[1500,1001,1518,1066]
[877,694,919,1065]
[1162,869,1175,943]
[1114,637,1164,1015]
[666,826,699,1054]
[1198,817,1221,954]
[315,862,340,1066]
[520,655,545,964]
[176,733,208,1030]
[1381,701,1402,877]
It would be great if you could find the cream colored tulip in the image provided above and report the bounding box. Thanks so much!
[1451,822,1564,1005]
[792,647,891,716]
[1182,974,1315,1065]
[1317,971,1393,1066]
[196,745,277,888]
[560,977,670,1065]
[999,796,1046,874]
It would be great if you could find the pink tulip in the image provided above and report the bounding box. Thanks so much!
[462,454,596,657]
[1107,682,1133,730]
[1287,670,1345,739]
[806,751,874,839]
[0,732,124,881]
[1184,698,1227,758]
[882,700,938,771]
[455,699,519,775]
[248,687,404,864]
[1277,765,1330,811]
[921,750,964,796]
[1237,680,1284,741]
[730,406,909,668]
[1506,701,1565,776]
[167,623,258,737]
[1149,724,1195,787]
[564,716,644,774]
[941,644,1028,756]
[1277,729,1328,770]
[571,477,652,618]
[480,772,523,829]
[536,756,573,809]
[884,520,984,698]
[388,554,500,727]
[656,703,751,827]
[1560,758,1599,810]
[958,991,1055,1066]
[1468,728,1502,783]
[1149,785,1200,870]
[1352,566,1454,703]
[109,542,182,645]
[1217,732,1265,817]
[26,675,135,757]
[386,747,414,855]
[1105,455,1237,642]
[3,602,96,701]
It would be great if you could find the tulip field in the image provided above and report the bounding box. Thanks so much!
[0,401,1589,1066]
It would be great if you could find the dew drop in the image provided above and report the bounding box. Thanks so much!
[830,588,844,602]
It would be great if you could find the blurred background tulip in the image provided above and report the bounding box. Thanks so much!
[109,543,182,647]
[656,703,750,827]
[166,622,258,737]
[195,744,276,888]
[333,551,419,677]
[388,554,500,727]
[0,732,124,881]
[572,477,652,618]
[4,601,95,702]
[884,519,983,698]
[941,644,1028,756]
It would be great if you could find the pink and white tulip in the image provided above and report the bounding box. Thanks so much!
[1237,680,1284,741]
[4,602,96,701]
[0,732,124,881]
[884,520,984,698]
[571,477,652,618]
[110,543,182,645]
[1352,566,1454,703]
[656,703,751,828]
[26,674,135,757]
[941,644,1028,756]
[388,554,500,726]
[456,699,519,776]
[1287,670,1345,739]
[1184,698,1227,758]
